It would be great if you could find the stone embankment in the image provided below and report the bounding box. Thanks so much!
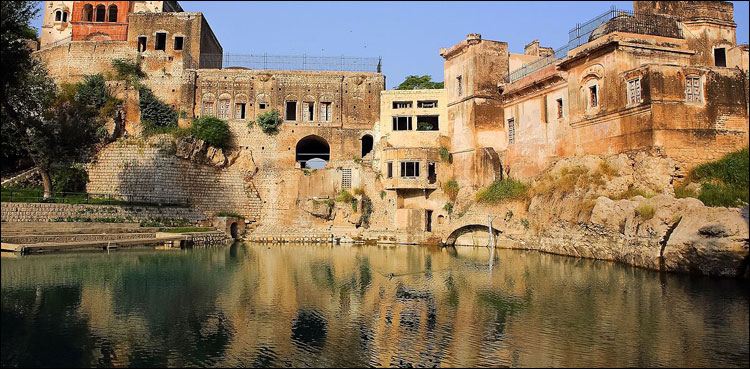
[1,202,207,223]
[449,152,749,278]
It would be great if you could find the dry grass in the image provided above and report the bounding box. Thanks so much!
[443,180,460,201]
[612,185,654,200]
[635,204,655,220]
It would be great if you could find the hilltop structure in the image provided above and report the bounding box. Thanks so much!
[33,1,749,243]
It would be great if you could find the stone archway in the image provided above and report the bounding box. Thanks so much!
[296,135,330,168]
[443,224,502,247]
[361,134,373,158]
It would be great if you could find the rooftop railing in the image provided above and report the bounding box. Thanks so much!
[508,7,683,82]
[196,53,382,73]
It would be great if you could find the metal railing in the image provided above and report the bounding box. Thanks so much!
[508,7,683,82]
[1,189,190,206]
[197,53,382,72]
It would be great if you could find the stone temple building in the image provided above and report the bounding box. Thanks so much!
[33,1,749,242]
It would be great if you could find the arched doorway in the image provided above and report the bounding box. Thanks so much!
[361,134,373,158]
[296,135,330,168]
[230,222,238,239]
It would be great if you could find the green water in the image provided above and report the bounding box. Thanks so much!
[1,243,748,368]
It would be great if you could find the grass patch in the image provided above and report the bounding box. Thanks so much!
[686,148,749,207]
[159,227,213,233]
[674,184,699,199]
[335,189,354,203]
[216,211,243,218]
[476,178,529,203]
[0,186,182,206]
[635,204,655,220]
[531,166,589,197]
[612,185,654,200]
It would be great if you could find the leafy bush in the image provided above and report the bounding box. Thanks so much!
[112,58,146,81]
[250,108,282,134]
[336,189,354,203]
[52,167,88,192]
[139,87,177,128]
[439,146,452,163]
[360,194,373,229]
[76,74,109,109]
[476,178,529,203]
[192,115,231,148]
[443,180,459,201]
[443,202,454,215]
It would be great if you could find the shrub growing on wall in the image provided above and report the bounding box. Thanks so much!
[75,74,109,109]
[52,167,88,193]
[192,115,231,149]
[443,179,459,201]
[249,108,282,134]
[139,87,177,128]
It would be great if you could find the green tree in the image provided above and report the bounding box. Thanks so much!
[395,75,444,90]
[192,115,231,148]
[3,61,106,198]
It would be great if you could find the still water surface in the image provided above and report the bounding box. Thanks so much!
[2,243,748,368]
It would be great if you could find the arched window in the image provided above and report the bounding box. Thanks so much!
[62,11,68,22]
[108,5,117,22]
[296,135,330,168]
[95,5,106,22]
[82,4,93,21]
[55,10,61,22]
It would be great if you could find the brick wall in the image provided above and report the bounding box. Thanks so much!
[1,202,206,223]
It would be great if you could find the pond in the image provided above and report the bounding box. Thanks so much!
[2,243,748,367]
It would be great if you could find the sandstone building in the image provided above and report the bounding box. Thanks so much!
[33,1,749,242]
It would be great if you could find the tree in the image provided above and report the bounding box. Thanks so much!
[2,60,105,199]
[395,75,444,90]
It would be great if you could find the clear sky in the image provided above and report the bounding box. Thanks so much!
[32,1,750,89]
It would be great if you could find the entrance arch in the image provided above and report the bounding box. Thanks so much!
[361,134,373,158]
[296,135,330,168]
[443,224,502,247]
[230,222,238,239]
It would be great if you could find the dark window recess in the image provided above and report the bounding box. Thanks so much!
[508,118,515,144]
[714,48,726,67]
[62,11,67,22]
[428,162,436,184]
[285,101,297,120]
[108,5,117,22]
[235,103,246,119]
[387,162,393,178]
[361,135,373,158]
[400,161,420,178]
[425,210,433,232]
[55,10,61,21]
[392,101,412,109]
[83,5,93,21]
[392,116,412,131]
[417,100,438,108]
[416,116,439,131]
[137,36,147,52]
[589,85,598,107]
[174,36,184,51]
[155,33,167,51]
[259,103,267,109]
[95,5,105,22]
[556,98,563,118]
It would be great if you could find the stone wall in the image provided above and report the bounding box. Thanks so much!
[85,140,261,221]
[1,202,206,223]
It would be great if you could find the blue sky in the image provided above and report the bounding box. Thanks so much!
[32,1,750,89]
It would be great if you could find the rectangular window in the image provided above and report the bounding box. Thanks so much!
[235,103,246,119]
[627,78,642,105]
[259,103,267,110]
[155,32,166,51]
[589,85,598,107]
[387,162,393,178]
[202,101,214,116]
[714,48,726,67]
[556,98,563,118]
[507,118,515,144]
[417,100,438,108]
[416,116,439,131]
[392,116,413,131]
[456,75,463,96]
[427,162,436,184]
[285,101,297,121]
[137,36,147,52]
[400,161,420,178]
[303,101,314,122]
[341,168,352,189]
[392,101,412,109]
[218,99,230,119]
[320,102,332,122]
[425,210,433,232]
[686,75,702,103]
[174,36,184,51]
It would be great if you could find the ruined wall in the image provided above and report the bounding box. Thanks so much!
[85,141,261,221]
